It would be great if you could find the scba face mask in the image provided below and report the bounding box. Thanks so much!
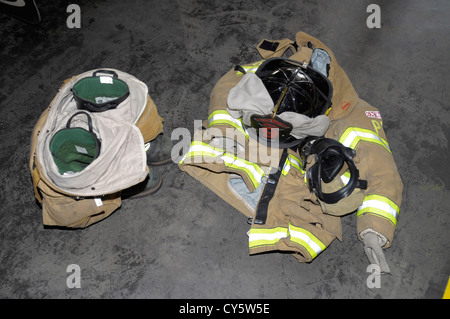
[300,137,367,205]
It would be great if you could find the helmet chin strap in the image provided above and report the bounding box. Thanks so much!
[271,85,289,117]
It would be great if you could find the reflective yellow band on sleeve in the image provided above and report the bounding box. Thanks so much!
[221,154,265,189]
[281,154,304,175]
[207,110,249,139]
[179,141,265,189]
[339,127,391,154]
[249,223,326,260]
[248,227,289,249]
[289,224,327,259]
[179,141,224,163]
[356,194,400,226]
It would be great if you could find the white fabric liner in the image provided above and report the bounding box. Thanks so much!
[36,68,149,197]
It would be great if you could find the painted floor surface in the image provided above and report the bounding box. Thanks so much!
[0,0,449,299]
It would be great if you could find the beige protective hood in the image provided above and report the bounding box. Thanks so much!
[227,72,330,139]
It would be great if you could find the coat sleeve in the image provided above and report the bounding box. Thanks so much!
[329,99,403,248]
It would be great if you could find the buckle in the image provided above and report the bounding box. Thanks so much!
[261,174,276,185]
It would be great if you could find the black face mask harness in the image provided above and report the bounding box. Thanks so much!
[299,136,368,204]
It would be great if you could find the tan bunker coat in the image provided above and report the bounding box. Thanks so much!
[179,31,403,262]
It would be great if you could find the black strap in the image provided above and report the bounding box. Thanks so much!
[92,69,118,78]
[253,149,289,225]
[64,111,102,156]
[66,111,94,133]
[259,40,280,52]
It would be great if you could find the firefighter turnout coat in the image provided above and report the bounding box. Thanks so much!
[179,31,403,263]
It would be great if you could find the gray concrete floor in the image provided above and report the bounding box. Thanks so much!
[0,0,449,300]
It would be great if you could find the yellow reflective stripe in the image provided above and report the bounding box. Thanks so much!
[180,141,265,189]
[179,141,218,165]
[282,154,304,175]
[236,61,264,75]
[249,223,326,260]
[248,227,289,249]
[180,141,223,161]
[356,194,400,226]
[221,154,265,189]
[281,164,289,176]
[242,67,258,74]
[207,110,249,138]
[339,127,391,154]
[289,224,326,259]
[340,171,351,185]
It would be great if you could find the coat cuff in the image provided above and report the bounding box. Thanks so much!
[357,213,396,248]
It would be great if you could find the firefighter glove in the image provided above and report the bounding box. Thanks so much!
[362,231,391,274]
